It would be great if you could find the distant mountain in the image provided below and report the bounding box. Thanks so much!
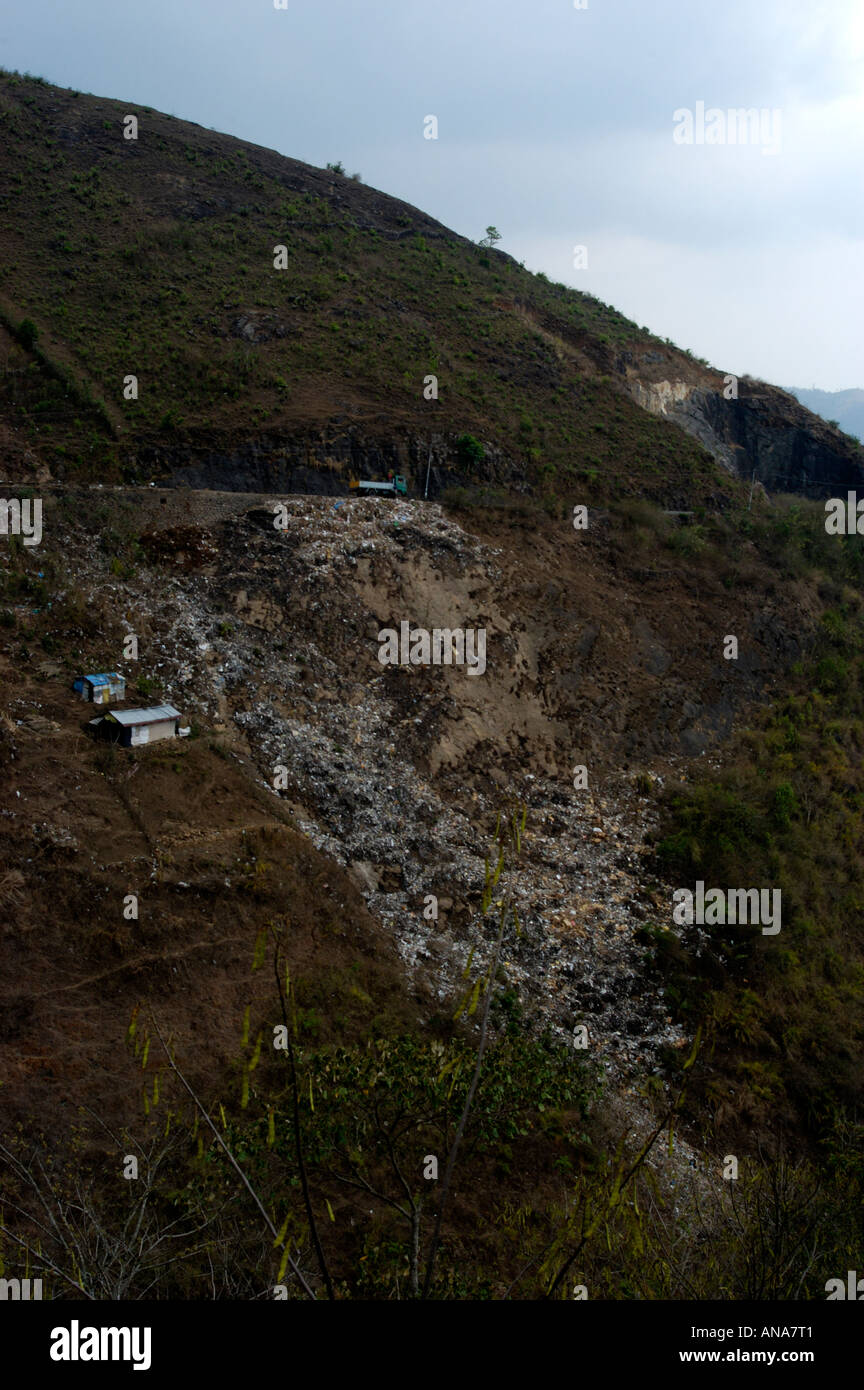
[785,387,864,443]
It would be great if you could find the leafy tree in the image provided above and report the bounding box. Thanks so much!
[456,433,485,472]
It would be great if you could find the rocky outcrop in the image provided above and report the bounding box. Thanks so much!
[145,375,864,504]
[151,429,526,498]
[626,372,864,498]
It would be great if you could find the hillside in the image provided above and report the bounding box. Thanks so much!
[0,69,862,501]
[3,480,864,1296]
[1,71,864,1302]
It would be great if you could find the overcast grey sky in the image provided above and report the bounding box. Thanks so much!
[3,0,862,389]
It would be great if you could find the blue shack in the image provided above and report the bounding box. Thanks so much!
[73,672,126,705]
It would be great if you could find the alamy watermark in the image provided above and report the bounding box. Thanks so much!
[825,1271,864,1299]
[0,496,42,546]
[377,621,486,676]
[673,881,781,935]
[825,492,864,534]
[0,1277,42,1299]
[49,1321,151,1371]
[673,102,782,156]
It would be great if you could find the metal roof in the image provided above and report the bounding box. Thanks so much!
[84,672,124,685]
[102,704,181,726]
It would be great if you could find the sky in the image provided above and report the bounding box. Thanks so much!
[2,0,862,390]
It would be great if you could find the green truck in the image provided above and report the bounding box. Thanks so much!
[350,475,408,497]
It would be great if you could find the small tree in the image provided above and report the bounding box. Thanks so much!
[478,225,501,250]
[456,433,485,472]
[325,161,346,175]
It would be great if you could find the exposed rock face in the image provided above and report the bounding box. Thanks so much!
[156,382,864,503]
[626,373,864,497]
[629,379,740,475]
[158,430,523,498]
[717,384,864,496]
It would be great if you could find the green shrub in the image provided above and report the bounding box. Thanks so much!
[455,433,485,471]
[16,317,38,350]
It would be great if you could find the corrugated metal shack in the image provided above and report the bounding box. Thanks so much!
[74,672,126,704]
[89,704,181,747]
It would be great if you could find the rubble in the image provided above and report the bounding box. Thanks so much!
[57,493,691,1088]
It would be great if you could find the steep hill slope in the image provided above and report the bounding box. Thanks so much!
[0,69,862,500]
[0,481,855,1131]
[2,72,864,1300]
[3,481,864,1297]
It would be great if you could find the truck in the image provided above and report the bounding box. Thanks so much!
[349,474,408,497]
